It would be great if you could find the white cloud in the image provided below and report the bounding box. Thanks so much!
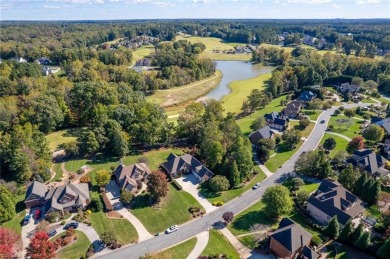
[287,0,332,4]
[192,0,215,4]
[44,5,60,8]
[356,0,381,4]
[273,0,280,3]
[331,3,342,8]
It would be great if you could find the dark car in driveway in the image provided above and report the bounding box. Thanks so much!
[23,214,31,226]
[64,222,79,230]
[47,229,57,238]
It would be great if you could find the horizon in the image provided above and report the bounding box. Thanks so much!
[1,0,389,21]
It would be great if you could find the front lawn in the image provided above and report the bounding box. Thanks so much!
[265,142,303,172]
[89,212,138,244]
[45,128,83,152]
[56,230,91,259]
[51,163,63,182]
[328,116,363,139]
[290,121,315,138]
[131,184,204,233]
[2,194,26,235]
[200,169,267,203]
[302,109,321,121]
[201,229,240,259]
[319,133,349,158]
[64,159,89,173]
[149,237,197,258]
[282,178,320,194]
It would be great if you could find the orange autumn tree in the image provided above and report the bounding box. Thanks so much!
[26,232,56,259]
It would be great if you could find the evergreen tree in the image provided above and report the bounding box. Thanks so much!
[338,164,360,190]
[0,186,16,223]
[354,231,370,251]
[339,220,354,242]
[228,160,241,187]
[324,216,340,239]
[377,238,390,259]
[354,173,368,197]
[352,223,364,242]
[367,180,381,205]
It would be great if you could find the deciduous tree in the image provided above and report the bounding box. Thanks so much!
[0,227,19,259]
[262,185,293,218]
[26,232,56,259]
[363,124,385,143]
[282,129,301,150]
[338,164,360,190]
[95,169,111,187]
[344,109,355,118]
[209,176,230,192]
[346,136,365,154]
[323,137,336,151]
[222,211,234,224]
[250,116,266,131]
[147,171,168,200]
[0,186,16,223]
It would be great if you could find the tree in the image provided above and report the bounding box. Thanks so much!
[177,102,205,144]
[377,238,390,259]
[282,129,301,150]
[299,118,310,130]
[63,141,79,157]
[0,186,16,223]
[250,116,266,131]
[147,171,168,200]
[258,138,276,150]
[294,151,333,178]
[26,232,56,259]
[95,169,111,187]
[354,231,370,250]
[222,211,234,224]
[80,175,92,184]
[262,185,293,218]
[366,179,381,205]
[363,124,385,143]
[257,146,270,162]
[344,109,355,118]
[323,138,336,151]
[339,220,354,242]
[296,190,309,205]
[354,173,368,197]
[324,216,340,239]
[89,197,103,212]
[101,231,117,245]
[292,177,304,190]
[332,150,349,166]
[104,120,129,157]
[308,98,323,111]
[346,136,365,154]
[378,192,390,212]
[120,190,134,204]
[0,227,19,259]
[352,223,364,242]
[338,164,360,190]
[228,160,241,187]
[209,176,230,192]
[78,130,99,155]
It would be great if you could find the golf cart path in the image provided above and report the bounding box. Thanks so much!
[187,231,210,259]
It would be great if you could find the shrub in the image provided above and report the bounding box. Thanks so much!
[60,221,66,225]
[89,197,103,212]
[172,180,183,190]
[311,235,323,246]
[209,176,230,192]
[189,206,201,213]
[66,227,75,237]
[101,231,117,245]
[120,190,134,204]
[86,210,92,215]
[62,236,72,246]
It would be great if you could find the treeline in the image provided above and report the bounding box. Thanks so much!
[252,46,390,97]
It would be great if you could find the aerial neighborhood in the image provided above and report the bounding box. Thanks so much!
[0,17,390,259]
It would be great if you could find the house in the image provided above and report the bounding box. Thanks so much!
[382,139,390,159]
[135,58,151,66]
[36,57,51,65]
[307,179,364,226]
[336,83,360,94]
[299,246,320,259]
[375,117,390,135]
[298,91,317,103]
[269,218,313,259]
[248,125,274,147]
[113,163,151,193]
[42,66,60,76]
[264,112,289,131]
[10,57,27,63]
[25,181,90,217]
[309,85,321,90]
[161,153,214,182]
[346,149,388,176]
[283,100,304,119]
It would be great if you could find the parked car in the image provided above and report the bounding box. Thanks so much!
[252,183,261,189]
[165,225,178,234]
[47,229,57,238]
[64,222,79,230]
[320,120,325,124]
[35,209,41,219]
[23,214,31,225]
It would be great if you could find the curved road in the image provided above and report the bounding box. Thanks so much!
[96,103,369,259]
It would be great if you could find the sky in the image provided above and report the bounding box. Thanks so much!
[0,0,389,21]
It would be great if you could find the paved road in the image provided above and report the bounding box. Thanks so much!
[96,103,370,259]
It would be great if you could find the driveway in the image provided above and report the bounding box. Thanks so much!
[105,180,153,241]
[21,208,43,258]
[175,174,216,213]
[187,231,209,259]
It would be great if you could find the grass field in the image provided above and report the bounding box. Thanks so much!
[64,159,89,173]
[260,43,337,56]
[302,109,322,121]
[150,237,197,258]
[200,170,267,203]
[89,212,138,244]
[176,35,250,61]
[319,133,349,158]
[282,178,320,194]
[131,184,204,233]
[56,231,91,259]
[146,71,222,107]
[131,45,155,65]
[220,73,272,115]
[328,115,363,139]
[52,163,63,182]
[201,229,240,258]
[236,96,286,135]
[2,194,26,236]
[45,128,83,152]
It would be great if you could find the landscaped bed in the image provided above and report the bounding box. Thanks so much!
[56,230,91,259]
[201,229,240,259]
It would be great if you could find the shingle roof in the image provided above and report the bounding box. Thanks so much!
[161,154,214,180]
[249,126,273,144]
[271,218,312,253]
[307,180,364,225]
[114,163,151,189]
[375,118,390,134]
[298,91,316,102]
[346,149,387,174]
[300,246,320,259]
[25,181,47,200]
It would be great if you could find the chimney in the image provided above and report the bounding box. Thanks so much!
[300,234,304,248]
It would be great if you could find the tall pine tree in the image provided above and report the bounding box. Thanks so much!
[354,231,370,251]
[339,220,354,242]
[324,216,340,239]
[228,160,241,187]
[354,173,368,197]
[377,238,390,259]
[352,223,364,242]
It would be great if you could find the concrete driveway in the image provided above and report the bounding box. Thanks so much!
[175,174,216,213]
[105,180,153,241]
[21,207,45,258]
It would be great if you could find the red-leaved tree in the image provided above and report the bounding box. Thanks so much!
[26,231,56,259]
[346,136,365,154]
[0,227,19,258]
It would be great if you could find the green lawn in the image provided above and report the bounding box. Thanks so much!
[64,159,89,173]
[319,133,349,158]
[328,116,363,139]
[361,98,376,104]
[228,202,278,236]
[150,237,197,258]
[201,229,240,259]
[282,178,320,194]
[238,234,259,249]
[302,109,321,121]
[265,142,303,172]
[52,163,63,182]
[220,72,272,115]
[2,194,26,235]
[131,184,204,233]
[200,170,267,203]
[45,128,83,152]
[56,231,91,259]
[236,96,286,135]
[290,121,315,138]
[131,45,155,65]
[89,212,138,244]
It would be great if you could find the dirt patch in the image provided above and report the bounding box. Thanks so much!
[106,211,123,219]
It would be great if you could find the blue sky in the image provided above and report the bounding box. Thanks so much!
[1,0,389,20]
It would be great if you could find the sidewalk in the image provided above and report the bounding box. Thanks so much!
[187,231,209,259]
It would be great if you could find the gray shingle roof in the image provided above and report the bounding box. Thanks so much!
[307,179,364,225]
[25,181,47,200]
[271,218,312,253]
[300,246,320,259]
[375,118,390,134]
[114,163,151,190]
[346,149,387,174]
[249,126,273,144]
[298,91,316,102]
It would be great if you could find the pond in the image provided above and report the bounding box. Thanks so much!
[206,61,274,100]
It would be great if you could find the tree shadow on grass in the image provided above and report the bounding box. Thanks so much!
[198,185,221,199]
[63,127,85,139]
[131,194,152,210]
[88,154,119,166]
[231,209,277,233]
[275,143,293,154]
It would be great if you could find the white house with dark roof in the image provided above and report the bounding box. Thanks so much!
[307,179,364,226]
[161,153,214,183]
[113,163,151,193]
